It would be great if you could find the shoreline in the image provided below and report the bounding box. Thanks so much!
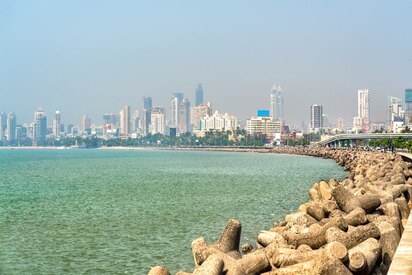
[150,147,412,275]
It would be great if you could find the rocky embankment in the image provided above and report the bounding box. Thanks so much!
[148,148,412,275]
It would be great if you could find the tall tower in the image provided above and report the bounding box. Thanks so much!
[0,111,7,141]
[119,105,130,138]
[143,96,152,136]
[34,107,47,145]
[358,89,370,131]
[6,112,16,142]
[52,110,61,137]
[171,92,184,131]
[81,114,91,134]
[179,98,191,133]
[310,104,323,132]
[270,84,284,122]
[195,83,204,106]
[151,107,166,135]
[405,89,412,124]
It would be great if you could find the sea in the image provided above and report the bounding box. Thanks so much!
[0,149,348,274]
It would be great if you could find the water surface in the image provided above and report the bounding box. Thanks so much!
[0,149,347,274]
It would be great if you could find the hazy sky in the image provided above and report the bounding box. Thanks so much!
[1,1,411,127]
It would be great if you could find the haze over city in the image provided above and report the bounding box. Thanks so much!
[1,1,411,126]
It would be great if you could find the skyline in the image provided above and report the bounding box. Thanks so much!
[1,1,412,126]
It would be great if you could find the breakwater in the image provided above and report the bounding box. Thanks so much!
[149,147,412,274]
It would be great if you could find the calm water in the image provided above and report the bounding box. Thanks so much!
[0,149,347,274]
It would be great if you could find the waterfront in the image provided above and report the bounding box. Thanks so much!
[0,149,347,274]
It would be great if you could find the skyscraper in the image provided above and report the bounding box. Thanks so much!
[119,105,130,138]
[171,93,184,131]
[81,114,91,134]
[52,110,61,137]
[151,107,166,135]
[179,98,191,133]
[405,89,412,124]
[387,96,404,132]
[6,112,16,142]
[310,104,323,132]
[270,84,284,122]
[358,89,370,131]
[143,96,152,136]
[195,83,204,106]
[34,108,47,145]
[0,111,7,141]
[191,102,212,132]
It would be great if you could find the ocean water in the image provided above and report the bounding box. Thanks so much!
[0,149,347,274]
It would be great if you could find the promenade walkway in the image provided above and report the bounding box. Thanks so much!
[388,209,412,274]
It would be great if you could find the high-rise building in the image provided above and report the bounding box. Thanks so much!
[387,96,404,132]
[246,113,275,139]
[52,110,61,137]
[131,111,141,134]
[200,111,237,133]
[119,105,130,138]
[310,104,323,132]
[143,96,153,136]
[34,107,47,145]
[103,113,119,128]
[151,107,166,135]
[179,98,191,133]
[81,114,91,134]
[0,111,7,140]
[6,112,16,142]
[195,83,204,106]
[354,89,370,132]
[171,93,184,131]
[405,89,412,124]
[270,84,284,122]
[191,102,212,132]
[337,117,345,132]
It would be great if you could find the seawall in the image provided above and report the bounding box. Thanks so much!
[149,147,412,275]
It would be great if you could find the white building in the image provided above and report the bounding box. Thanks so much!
[270,84,284,122]
[151,107,166,135]
[387,96,404,133]
[52,110,61,137]
[353,89,369,132]
[119,105,130,138]
[199,111,237,132]
[246,116,276,139]
[310,104,323,132]
[191,102,212,132]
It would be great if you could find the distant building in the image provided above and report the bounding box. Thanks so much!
[179,98,191,134]
[81,114,91,135]
[337,117,345,132]
[270,84,284,122]
[131,111,141,134]
[405,89,412,124]
[0,111,7,141]
[387,96,404,132]
[151,107,166,135]
[353,89,369,132]
[103,113,119,128]
[195,83,204,106]
[191,102,212,132]
[119,105,130,138]
[34,107,47,145]
[143,96,152,136]
[170,93,183,131]
[200,111,237,132]
[246,115,275,139]
[6,112,16,142]
[310,104,323,132]
[52,110,61,137]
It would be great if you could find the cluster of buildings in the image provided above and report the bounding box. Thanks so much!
[1,85,412,146]
[310,88,412,135]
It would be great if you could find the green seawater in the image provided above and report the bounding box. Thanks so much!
[0,149,348,274]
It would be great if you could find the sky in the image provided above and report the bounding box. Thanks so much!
[1,1,411,128]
